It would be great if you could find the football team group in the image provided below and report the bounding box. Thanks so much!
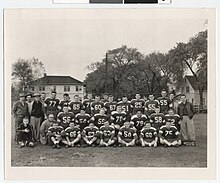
[13,89,196,149]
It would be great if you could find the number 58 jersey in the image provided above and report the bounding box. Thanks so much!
[149,113,166,130]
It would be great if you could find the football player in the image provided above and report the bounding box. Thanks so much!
[99,121,116,147]
[157,89,170,114]
[101,93,109,103]
[58,93,71,112]
[44,91,60,118]
[117,96,132,119]
[131,93,145,114]
[83,93,94,115]
[16,117,34,148]
[144,94,159,117]
[159,121,181,147]
[118,121,137,147]
[90,108,110,129]
[165,108,181,131]
[91,95,104,115]
[81,122,99,147]
[61,121,81,147]
[57,105,74,129]
[139,122,158,147]
[104,95,117,116]
[130,110,149,137]
[69,95,84,116]
[75,109,91,131]
[150,106,166,132]
[47,121,64,149]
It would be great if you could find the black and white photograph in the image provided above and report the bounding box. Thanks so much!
[4,8,216,180]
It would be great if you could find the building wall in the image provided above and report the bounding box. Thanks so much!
[30,84,85,100]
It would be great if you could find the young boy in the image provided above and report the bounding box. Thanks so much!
[139,122,158,147]
[99,121,116,147]
[16,117,34,148]
[81,122,99,147]
[47,121,64,149]
[118,121,137,147]
[159,121,181,147]
[62,121,81,147]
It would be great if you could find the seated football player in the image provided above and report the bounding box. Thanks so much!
[62,121,81,148]
[81,122,99,147]
[165,108,181,131]
[139,122,158,147]
[130,110,149,137]
[118,121,138,147]
[47,121,64,149]
[159,121,181,147]
[16,117,34,148]
[74,109,91,131]
[57,105,74,129]
[98,121,116,147]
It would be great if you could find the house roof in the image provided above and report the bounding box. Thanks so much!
[29,75,83,85]
[185,75,207,91]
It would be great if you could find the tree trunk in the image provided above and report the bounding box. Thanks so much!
[199,89,204,108]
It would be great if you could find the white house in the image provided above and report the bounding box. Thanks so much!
[177,75,207,108]
[29,74,85,100]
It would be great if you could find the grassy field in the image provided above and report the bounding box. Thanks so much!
[11,114,207,167]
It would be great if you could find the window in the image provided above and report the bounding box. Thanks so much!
[76,85,79,92]
[31,86,35,91]
[53,86,56,92]
[39,86,45,91]
[186,86,190,93]
[75,85,82,92]
[64,86,70,92]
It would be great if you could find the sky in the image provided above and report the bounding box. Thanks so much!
[5,9,207,81]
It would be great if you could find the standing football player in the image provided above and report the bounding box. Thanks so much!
[159,121,181,147]
[131,93,145,114]
[75,109,91,131]
[149,107,166,132]
[157,89,170,114]
[90,95,104,115]
[83,93,94,115]
[58,93,71,112]
[118,121,137,147]
[165,108,181,131]
[101,93,109,103]
[99,121,116,147]
[139,122,158,147]
[57,105,74,129]
[47,121,64,149]
[69,95,84,116]
[104,95,117,116]
[61,121,81,147]
[44,91,60,119]
[90,108,109,129]
[144,94,159,117]
[117,95,132,120]
[81,122,99,147]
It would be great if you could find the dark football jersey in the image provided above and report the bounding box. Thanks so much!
[117,101,132,115]
[101,99,109,103]
[159,125,179,139]
[64,126,81,140]
[150,113,166,130]
[165,114,181,131]
[48,126,64,136]
[118,126,137,139]
[58,100,71,110]
[83,99,94,114]
[104,101,117,115]
[74,113,91,130]
[111,111,127,126]
[131,114,149,132]
[144,100,159,116]
[44,98,60,112]
[140,127,157,140]
[131,99,145,113]
[99,125,115,139]
[91,101,104,115]
[82,126,99,139]
[91,114,110,128]
[157,97,169,114]
[57,112,75,129]
[69,101,84,115]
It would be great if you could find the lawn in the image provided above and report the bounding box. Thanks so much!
[11,114,207,167]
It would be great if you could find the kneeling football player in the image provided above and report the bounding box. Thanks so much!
[159,121,181,147]
[139,122,158,147]
[48,121,64,149]
[81,122,99,147]
[62,121,81,147]
[118,121,137,147]
[99,121,116,147]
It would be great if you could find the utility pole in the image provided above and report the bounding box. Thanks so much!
[105,52,108,93]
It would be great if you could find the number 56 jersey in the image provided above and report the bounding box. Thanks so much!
[57,112,75,129]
